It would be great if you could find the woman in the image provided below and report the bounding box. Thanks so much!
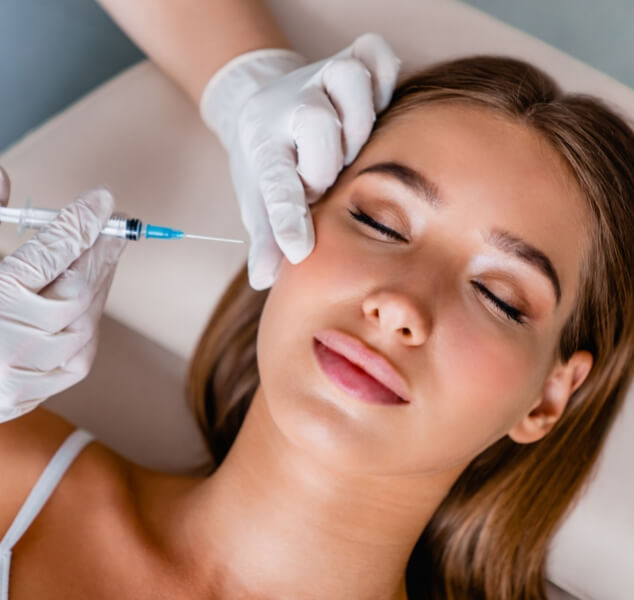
[1,56,633,599]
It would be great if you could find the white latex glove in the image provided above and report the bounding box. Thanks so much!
[200,33,400,290]
[0,169,126,422]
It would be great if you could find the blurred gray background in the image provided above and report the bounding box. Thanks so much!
[1,0,632,152]
[461,0,632,87]
[0,1,144,152]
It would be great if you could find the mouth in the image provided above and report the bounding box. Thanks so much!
[313,330,411,406]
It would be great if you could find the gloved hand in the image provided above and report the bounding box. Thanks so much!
[0,168,126,422]
[200,33,400,290]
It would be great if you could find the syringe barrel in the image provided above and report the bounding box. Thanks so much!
[0,206,142,240]
[0,206,59,228]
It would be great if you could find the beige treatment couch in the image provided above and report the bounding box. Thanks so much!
[0,1,632,598]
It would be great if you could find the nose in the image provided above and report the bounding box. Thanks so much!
[361,290,429,346]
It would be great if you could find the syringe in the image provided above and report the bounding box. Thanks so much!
[0,204,244,243]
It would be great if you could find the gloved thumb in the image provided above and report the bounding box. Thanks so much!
[0,188,115,293]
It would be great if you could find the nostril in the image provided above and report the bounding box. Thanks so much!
[401,327,411,337]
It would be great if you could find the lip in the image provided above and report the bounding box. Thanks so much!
[313,329,411,403]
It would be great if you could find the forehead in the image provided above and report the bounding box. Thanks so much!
[348,102,590,310]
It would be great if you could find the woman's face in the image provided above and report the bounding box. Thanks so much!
[256,102,590,476]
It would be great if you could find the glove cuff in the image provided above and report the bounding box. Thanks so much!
[200,48,308,150]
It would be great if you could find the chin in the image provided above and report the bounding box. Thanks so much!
[258,381,412,476]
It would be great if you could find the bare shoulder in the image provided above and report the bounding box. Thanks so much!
[0,408,203,598]
[0,407,133,539]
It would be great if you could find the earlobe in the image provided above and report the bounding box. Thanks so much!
[508,350,594,444]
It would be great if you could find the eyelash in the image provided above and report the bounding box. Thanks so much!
[348,208,407,241]
[348,208,527,325]
[471,281,526,325]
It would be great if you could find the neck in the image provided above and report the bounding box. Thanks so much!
[162,387,460,599]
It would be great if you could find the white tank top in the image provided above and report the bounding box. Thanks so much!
[0,428,95,600]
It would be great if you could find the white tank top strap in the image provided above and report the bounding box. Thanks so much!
[0,428,95,600]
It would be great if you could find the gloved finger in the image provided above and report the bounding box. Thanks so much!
[12,265,115,372]
[350,33,400,113]
[0,234,124,334]
[321,57,376,165]
[292,99,344,195]
[65,261,115,339]
[2,333,99,415]
[0,166,10,209]
[247,226,284,291]
[59,326,100,380]
[40,232,126,302]
[0,188,115,293]
[255,143,316,265]
[0,403,35,424]
[227,167,283,290]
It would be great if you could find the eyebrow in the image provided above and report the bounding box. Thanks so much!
[485,229,561,304]
[355,161,562,305]
[358,162,443,208]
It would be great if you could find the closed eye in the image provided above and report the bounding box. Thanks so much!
[348,208,407,242]
[471,281,526,325]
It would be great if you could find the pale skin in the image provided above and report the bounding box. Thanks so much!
[0,102,593,599]
[95,0,290,104]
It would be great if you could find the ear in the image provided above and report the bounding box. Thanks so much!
[508,350,593,444]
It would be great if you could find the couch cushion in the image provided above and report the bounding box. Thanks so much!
[45,315,212,476]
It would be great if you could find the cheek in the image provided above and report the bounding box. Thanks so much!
[256,209,351,392]
[421,305,547,463]
[273,206,363,301]
[448,315,530,401]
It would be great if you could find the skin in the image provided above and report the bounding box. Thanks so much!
[96,0,290,103]
[0,103,594,599]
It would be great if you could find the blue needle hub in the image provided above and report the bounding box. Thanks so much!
[144,224,185,239]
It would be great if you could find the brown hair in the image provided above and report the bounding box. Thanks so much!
[186,56,634,599]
